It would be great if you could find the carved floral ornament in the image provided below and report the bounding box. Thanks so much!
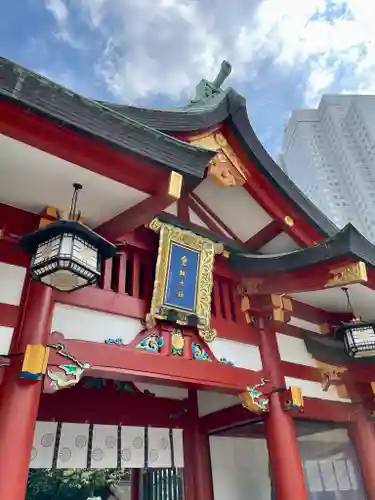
[239,378,304,414]
[45,342,90,392]
[325,261,368,288]
[188,131,248,188]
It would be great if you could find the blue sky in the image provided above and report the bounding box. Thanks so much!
[1,0,374,158]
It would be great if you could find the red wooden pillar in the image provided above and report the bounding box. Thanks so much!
[0,280,53,500]
[351,410,375,500]
[131,468,140,500]
[346,379,375,500]
[259,318,308,500]
[183,390,214,500]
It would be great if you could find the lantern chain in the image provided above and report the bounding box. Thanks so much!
[68,183,83,221]
[341,287,355,318]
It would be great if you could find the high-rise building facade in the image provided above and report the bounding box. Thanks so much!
[280,94,375,241]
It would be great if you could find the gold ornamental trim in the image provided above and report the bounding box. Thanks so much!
[324,261,367,288]
[147,218,223,342]
[188,131,248,188]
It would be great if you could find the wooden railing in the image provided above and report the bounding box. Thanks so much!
[56,243,253,343]
[96,245,245,323]
[99,246,155,304]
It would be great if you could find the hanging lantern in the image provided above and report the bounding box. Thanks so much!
[334,287,375,358]
[19,184,116,292]
[336,320,375,358]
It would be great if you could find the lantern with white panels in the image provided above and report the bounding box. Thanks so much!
[336,320,375,358]
[334,287,375,358]
[19,184,116,292]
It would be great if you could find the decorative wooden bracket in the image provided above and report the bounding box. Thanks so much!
[239,290,293,324]
[44,333,90,393]
[271,294,293,322]
[320,369,344,392]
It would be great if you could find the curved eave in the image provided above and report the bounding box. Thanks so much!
[0,57,215,180]
[99,90,337,238]
[227,105,337,238]
[229,224,375,275]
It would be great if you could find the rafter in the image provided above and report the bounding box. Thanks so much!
[189,193,240,241]
[96,171,183,242]
[177,195,190,222]
[244,220,283,251]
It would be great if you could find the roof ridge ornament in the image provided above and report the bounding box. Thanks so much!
[189,60,232,105]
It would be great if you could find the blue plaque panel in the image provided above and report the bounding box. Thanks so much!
[164,243,200,312]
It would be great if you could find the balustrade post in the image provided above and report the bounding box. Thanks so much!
[116,251,128,294]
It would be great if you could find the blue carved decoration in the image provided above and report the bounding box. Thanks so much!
[136,334,164,353]
[192,342,211,362]
[105,338,124,345]
[220,357,234,366]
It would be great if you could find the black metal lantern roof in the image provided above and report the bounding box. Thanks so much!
[334,320,375,340]
[19,219,117,259]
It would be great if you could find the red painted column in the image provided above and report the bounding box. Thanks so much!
[183,390,214,500]
[351,410,375,500]
[346,379,375,500]
[131,468,140,500]
[0,280,53,500]
[259,318,308,500]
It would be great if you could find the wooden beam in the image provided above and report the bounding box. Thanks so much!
[200,398,355,433]
[199,404,260,434]
[38,382,189,428]
[0,303,19,329]
[189,193,240,241]
[244,220,283,250]
[241,258,366,295]
[177,195,190,222]
[47,335,264,393]
[96,171,183,241]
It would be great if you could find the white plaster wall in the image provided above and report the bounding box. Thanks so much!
[164,202,178,216]
[0,326,14,354]
[134,382,188,400]
[188,208,210,229]
[194,178,272,242]
[197,391,239,417]
[0,262,26,305]
[276,333,317,367]
[52,303,143,343]
[285,376,351,403]
[288,316,321,333]
[209,436,271,500]
[209,338,262,371]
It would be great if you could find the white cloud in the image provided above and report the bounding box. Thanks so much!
[44,0,375,108]
[45,0,68,24]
